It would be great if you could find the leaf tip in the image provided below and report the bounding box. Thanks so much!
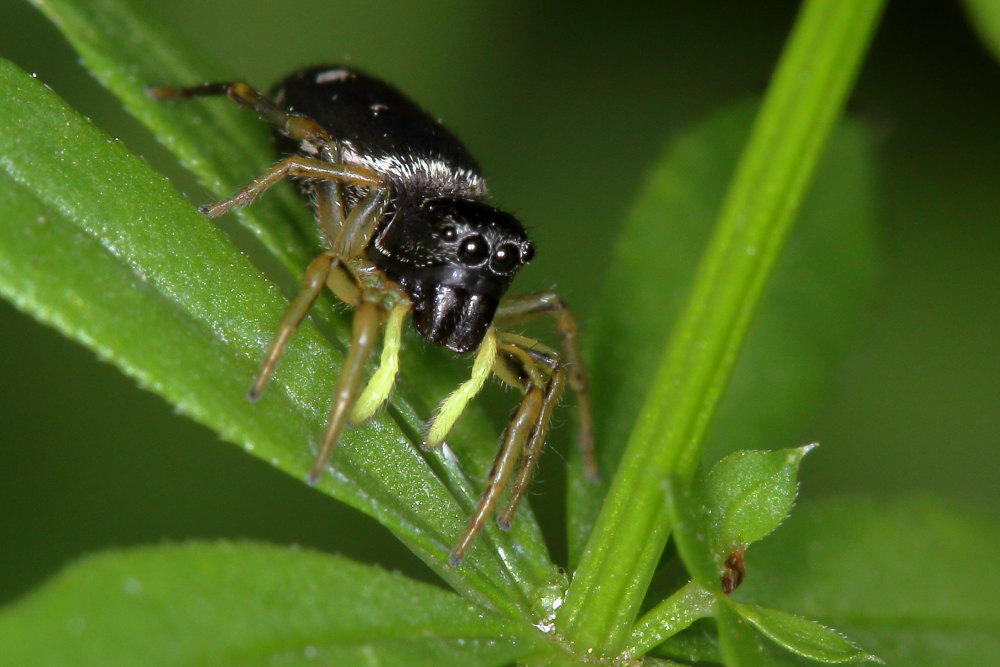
[797,442,820,456]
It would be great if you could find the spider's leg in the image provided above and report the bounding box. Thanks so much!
[495,293,598,481]
[313,176,348,250]
[151,80,356,244]
[248,184,388,400]
[248,250,338,401]
[197,156,381,219]
[448,382,544,568]
[305,188,397,483]
[495,344,565,531]
[147,80,332,146]
[424,331,498,449]
[318,184,390,309]
[333,184,388,257]
[150,81,384,219]
[308,295,381,485]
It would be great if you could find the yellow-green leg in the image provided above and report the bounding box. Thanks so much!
[350,302,410,424]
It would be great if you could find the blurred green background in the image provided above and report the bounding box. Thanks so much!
[1,0,997,604]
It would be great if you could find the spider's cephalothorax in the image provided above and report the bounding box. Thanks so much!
[149,65,595,567]
[371,196,534,353]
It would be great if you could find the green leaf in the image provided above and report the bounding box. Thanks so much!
[629,447,818,658]
[559,0,885,653]
[964,0,1000,64]
[28,0,557,592]
[741,496,1000,666]
[649,620,722,665]
[624,580,715,658]
[703,445,814,553]
[0,542,543,666]
[716,600,803,667]
[727,600,881,664]
[0,57,533,613]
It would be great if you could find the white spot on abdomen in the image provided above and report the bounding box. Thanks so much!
[315,68,352,84]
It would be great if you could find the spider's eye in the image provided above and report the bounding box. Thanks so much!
[520,243,535,264]
[440,224,459,242]
[458,234,489,266]
[492,242,521,273]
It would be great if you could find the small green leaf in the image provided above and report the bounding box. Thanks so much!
[703,445,814,553]
[625,581,716,658]
[0,542,543,666]
[664,447,807,582]
[649,620,722,665]
[716,600,803,667]
[726,600,882,664]
[634,447,815,658]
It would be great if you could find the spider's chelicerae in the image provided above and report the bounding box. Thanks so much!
[149,65,597,566]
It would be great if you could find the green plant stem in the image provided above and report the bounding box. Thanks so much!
[624,581,716,658]
[556,0,885,656]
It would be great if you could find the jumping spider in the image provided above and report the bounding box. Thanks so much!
[149,65,597,566]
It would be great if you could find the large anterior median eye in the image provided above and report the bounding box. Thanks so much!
[492,242,521,273]
[458,234,489,266]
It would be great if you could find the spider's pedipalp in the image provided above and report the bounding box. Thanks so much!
[350,302,410,425]
[424,331,498,449]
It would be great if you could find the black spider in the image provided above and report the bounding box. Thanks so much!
[149,66,597,566]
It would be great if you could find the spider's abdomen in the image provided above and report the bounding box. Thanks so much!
[272,65,486,201]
